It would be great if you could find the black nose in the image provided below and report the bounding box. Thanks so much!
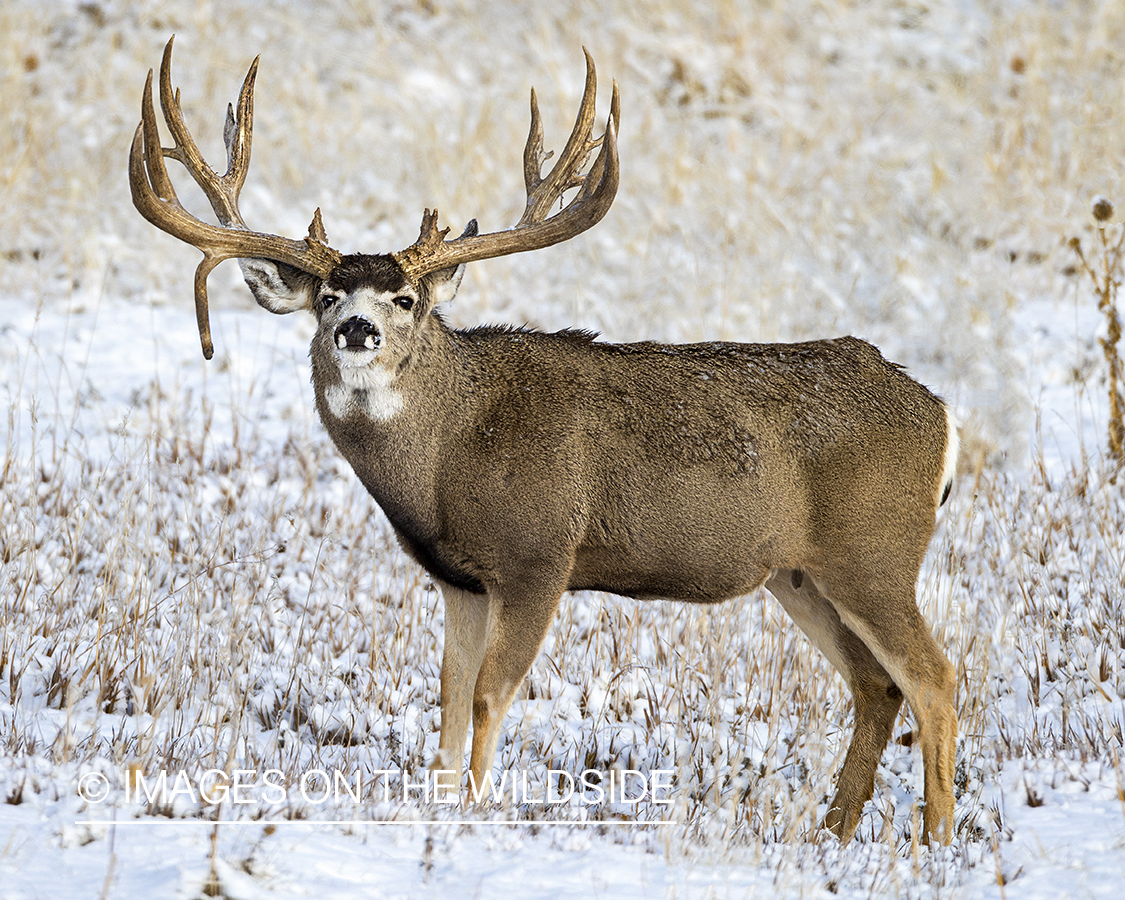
[335,317,380,351]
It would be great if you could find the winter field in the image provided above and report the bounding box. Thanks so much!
[3,0,1125,896]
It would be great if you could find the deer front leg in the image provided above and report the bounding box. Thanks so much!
[467,582,565,796]
[433,584,497,797]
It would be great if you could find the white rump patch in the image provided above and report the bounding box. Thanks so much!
[324,364,403,422]
[937,405,959,507]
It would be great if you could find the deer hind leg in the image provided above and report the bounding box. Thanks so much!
[816,573,958,845]
[467,581,565,796]
[765,570,905,843]
[433,584,498,796]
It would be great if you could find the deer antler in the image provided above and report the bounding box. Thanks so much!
[129,36,341,358]
[393,48,620,284]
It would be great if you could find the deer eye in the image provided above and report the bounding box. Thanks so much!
[320,293,340,311]
[393,295,415,311]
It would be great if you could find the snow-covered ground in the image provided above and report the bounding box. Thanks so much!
[3,1,1124,896]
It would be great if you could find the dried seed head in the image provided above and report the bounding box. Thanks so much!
[1092,195,1114,223]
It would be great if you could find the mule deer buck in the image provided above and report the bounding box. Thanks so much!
[130,37,960,843]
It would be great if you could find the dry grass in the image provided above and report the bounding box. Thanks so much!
[3,321,1124,891]
[3,0,1125,894]
[1070,206,1125,466]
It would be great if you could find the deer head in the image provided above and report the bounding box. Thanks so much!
[129,36,619,361]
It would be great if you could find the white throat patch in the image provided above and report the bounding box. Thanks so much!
[325,364,403,422]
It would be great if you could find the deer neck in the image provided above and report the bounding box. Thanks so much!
[309,317,470,516]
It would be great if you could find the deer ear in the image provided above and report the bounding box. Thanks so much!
[418,219,476,310]
[238,259,320,314]
[422,261,467,309]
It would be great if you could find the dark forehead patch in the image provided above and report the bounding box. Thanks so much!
[327,254,408,294]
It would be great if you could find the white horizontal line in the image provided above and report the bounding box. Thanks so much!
[76,819,679,828]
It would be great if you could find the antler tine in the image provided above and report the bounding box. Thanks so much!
[522,86,547,197]
[137,68,178,205]
[579,78,620,203]
[130,37,341,359]
[158,35,257,228]
[517,47,599,228]
[225,52,258,198]
[394,49,620,284]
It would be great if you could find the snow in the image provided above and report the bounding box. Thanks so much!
[3,0,1125,897]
